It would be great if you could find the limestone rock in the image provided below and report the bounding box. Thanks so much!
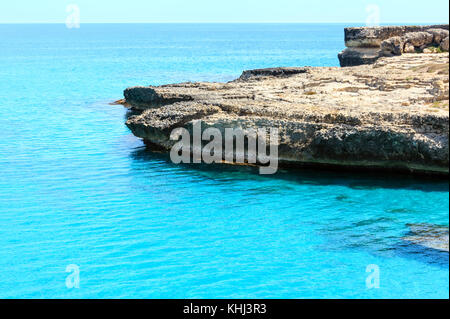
[380,36,404,56]
[427,28,450,44]
[124,53,449,176]
[440,36,449,52]
[239,67,308,80]
[402,32,434,48]
[339,24,449,66]
[338,48,381,67]
[403,43,416,53]
[124,86,194,109]
[344,25,449,48]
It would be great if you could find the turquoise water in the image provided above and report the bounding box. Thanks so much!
[0,24,448,299]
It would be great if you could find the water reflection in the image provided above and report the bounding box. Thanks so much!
[129,146,449,192]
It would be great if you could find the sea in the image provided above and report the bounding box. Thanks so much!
[0,23,448,298]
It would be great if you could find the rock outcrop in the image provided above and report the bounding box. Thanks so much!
[124,53,449,176]
[339,25,449,67]
[238,67,309,80]
[441,36,450,52]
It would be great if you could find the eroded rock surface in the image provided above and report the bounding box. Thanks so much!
[441,37,450,52]
[125,53,449,175]
[338,47,381,67]
[340,25,449,66]
[344,25,449,48]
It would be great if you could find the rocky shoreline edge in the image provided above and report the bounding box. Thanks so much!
[120,26,449,177]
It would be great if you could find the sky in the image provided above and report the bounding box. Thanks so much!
[0,0,448,24]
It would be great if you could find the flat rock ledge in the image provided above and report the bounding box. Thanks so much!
[125,53,449,176]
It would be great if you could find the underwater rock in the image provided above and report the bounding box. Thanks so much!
[403,223,449,252]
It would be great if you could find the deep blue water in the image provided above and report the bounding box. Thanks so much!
[0,24,448,299]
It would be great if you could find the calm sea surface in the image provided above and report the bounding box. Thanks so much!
[0,24,448,298]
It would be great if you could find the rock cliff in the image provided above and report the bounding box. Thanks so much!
[339,24,449,67]
[124,52,449,176]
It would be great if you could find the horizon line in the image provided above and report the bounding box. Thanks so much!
[0,21,448,25]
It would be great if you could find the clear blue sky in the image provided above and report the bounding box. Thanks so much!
[0,0,448,23]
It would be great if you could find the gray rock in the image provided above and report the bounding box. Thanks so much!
[338,48,381,67]
[238,67,308,80]
[339,24,449,66]
[344,25,449,48]
[402,32,434,48]
[426,28,450,44]
[124,86,194,109]
[440,36,449,52]
[380,36,404,56]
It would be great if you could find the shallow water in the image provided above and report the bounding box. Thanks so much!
[0,24,448,298]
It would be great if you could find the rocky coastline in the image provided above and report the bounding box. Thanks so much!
[339,24,449,66]
[123,25,449,176]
